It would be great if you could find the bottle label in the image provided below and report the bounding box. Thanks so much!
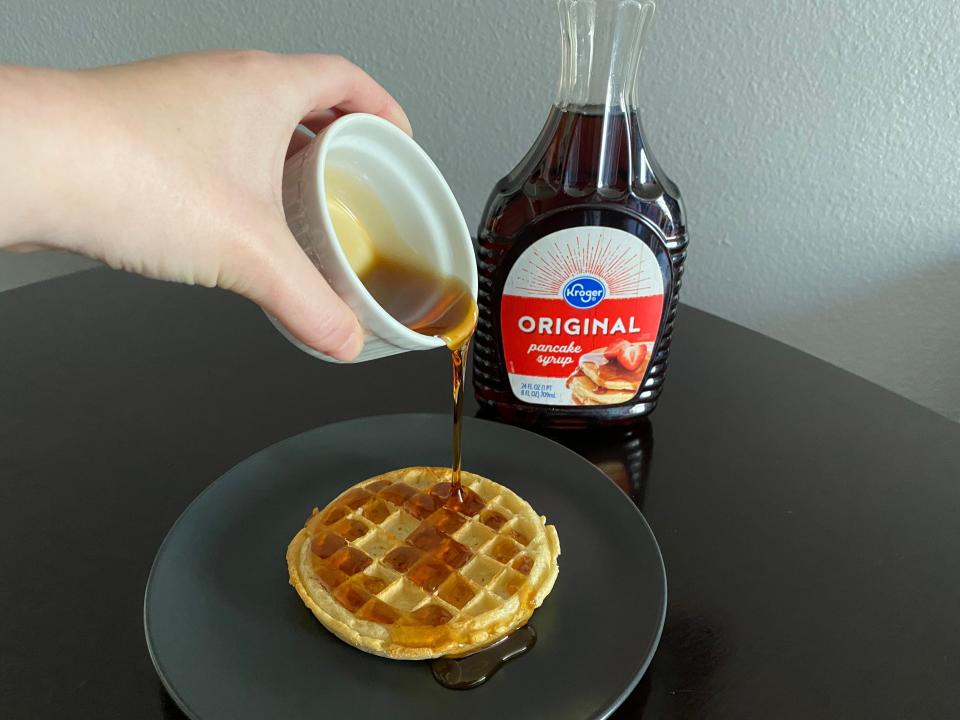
[500,226,664,407]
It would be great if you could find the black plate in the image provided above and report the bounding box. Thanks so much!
[145,414,666,719]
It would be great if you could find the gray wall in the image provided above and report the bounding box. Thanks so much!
[2,0,958,421]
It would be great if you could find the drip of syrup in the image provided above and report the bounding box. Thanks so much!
[326,172,478,493]
[341,239,477,502]
[407,274,476,504]
[431,625,537,689]
[327,190,529,683]
[449,340,469,503]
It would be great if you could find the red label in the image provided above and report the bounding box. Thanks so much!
[500,227,664,407]
[500,295,663,377]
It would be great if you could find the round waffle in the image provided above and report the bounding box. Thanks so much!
[287,467,560,659]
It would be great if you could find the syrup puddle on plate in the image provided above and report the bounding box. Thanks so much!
[431,625,537,689]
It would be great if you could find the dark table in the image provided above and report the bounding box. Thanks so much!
[1,268,958,719]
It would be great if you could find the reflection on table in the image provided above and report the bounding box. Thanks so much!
[475,410,654,510]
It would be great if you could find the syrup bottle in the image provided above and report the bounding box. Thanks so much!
[474,0,687,429]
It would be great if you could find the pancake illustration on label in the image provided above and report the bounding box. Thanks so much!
[287,467,560,660]
[566,340,651,406]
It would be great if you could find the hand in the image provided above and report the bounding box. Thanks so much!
[0,51,412,360]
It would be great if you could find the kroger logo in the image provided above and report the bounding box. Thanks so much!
[562,275,607,309]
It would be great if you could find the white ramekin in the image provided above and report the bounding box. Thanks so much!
[273,113,477,362]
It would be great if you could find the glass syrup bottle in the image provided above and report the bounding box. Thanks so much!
[474,0,687,429]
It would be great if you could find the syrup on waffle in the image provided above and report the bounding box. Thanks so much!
[287,467,560,659]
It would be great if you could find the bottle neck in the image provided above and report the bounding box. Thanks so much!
[556,0,656,112]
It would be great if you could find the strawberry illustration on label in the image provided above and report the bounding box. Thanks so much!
[616,342,646,372]
[604,339,630,361]
[500,227,665,406]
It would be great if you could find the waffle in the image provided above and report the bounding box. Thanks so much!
[287,467,560,659]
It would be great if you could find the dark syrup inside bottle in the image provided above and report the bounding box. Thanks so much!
[474,0,687,430]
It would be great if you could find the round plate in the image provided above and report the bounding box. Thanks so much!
[145,414,666,719]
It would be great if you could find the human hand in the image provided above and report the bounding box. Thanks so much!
[0,52,412,359]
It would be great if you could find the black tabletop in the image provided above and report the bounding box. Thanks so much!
[1,268,958,720]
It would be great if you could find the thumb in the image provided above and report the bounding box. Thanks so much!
[237,223,364,361]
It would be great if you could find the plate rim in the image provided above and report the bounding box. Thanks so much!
[144,412,667,720]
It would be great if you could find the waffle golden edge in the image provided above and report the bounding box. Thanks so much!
[287,467,560,660]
